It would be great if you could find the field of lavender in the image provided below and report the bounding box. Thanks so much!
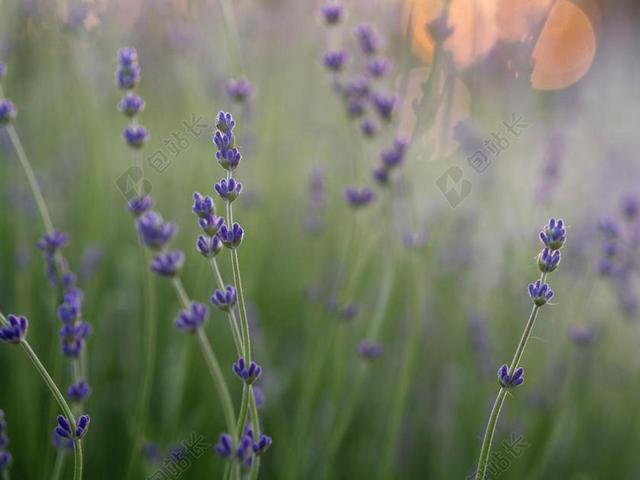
[0,0,639,479]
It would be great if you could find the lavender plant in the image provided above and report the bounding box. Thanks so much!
[474,218,567,480]
[0,312,88,480]
[0,60,91,479]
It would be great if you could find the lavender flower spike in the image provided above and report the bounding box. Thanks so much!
[175,303,209,333]
[115,46,140,90]
[528,280,554,306]
[210,285,237,311]
[0,314,28,344]
[232,357,262,384]
[497,364,524,388]
[150,251,185,277]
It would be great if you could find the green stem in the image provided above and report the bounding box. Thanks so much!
[50,451,65,480]
[209,258,243,356]
[4,124,55,235]
[2,469,9,480]
[170,278,237,435]
[218,0,245,76]
[235,384,250,438]
[474,272,547,480]
[247,387,261,480]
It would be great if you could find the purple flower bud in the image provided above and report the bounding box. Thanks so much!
[345,186,375,208]
[323,51,348,72]
[356,340,383,359]
[497,364,524,388]
[380,137,408,168]
[199,214,224,237]
[252,433,272,455]
[57,301,79,323]
[0,62,6,79]
[136,211,176,249]
[567,325,595,347]
[539,218,566,250]
[123,125,149,149]
[150,250,185,277]
[214,433,233,458]
[216,111,236,133]
[621,194,639,220]
[0,99,17,125]
[192,192,215,218]
[67,380,91,403]
[346,97,366,118]
[59,322,91,358]
[55,414,90,440]
[36,230,70,253]
[118,47,138,67]
[118,92,145,117]
[225,78,255,103]
[214,177,243,202]
[219,222,244,249]
[175,303,208,333]
[528,279,554,306]
[115,63,140,90]
[232,357,262,384]
[196,234,223,258]
[355,24,381,56]
[360,118,378,138]
[319,2,343,25]
[371,92,396,122]
[0,314,28,344]
[538,248,561,273]
[598,217,619,238]
[372,166,390,185]
[210,285,237,311]
[128,195,154,217]
[366,57,392,78]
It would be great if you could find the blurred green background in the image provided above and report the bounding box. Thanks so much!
[1,0,639,478]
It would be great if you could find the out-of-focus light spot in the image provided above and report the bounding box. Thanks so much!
[531,0,599,90]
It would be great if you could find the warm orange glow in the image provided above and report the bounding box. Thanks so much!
[403,0,498,69]
[404,0,601,90]
[531,0,598,90]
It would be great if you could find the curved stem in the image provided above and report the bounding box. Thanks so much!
[72,440,83,480]
[474,272,547,480]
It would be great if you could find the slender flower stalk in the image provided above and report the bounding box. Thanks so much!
[0,312,84,480]
[474,218,567,480]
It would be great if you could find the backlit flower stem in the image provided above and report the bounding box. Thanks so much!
[0,312,83,480]
[475,272,546,480]
[170,278,237,437]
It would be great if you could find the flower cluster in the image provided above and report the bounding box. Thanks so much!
[373,137,408,186]
[232,357,262,385]
[55,414,91,441]
[68,380,91,403]
[225,78,255,103]
[596,195,640,318]
[175,303,209,333]
[344,187,374,208]
[319,1,342,25]
[214,427,272,465]
[497,365,524,388]
[0,61,17,125]
[0,314,28,344]
[0,410,11,471]
[356,340,383,359]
